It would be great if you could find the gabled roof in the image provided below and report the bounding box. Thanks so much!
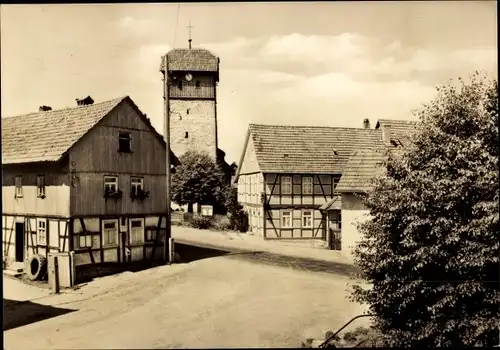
[375,119,419,147]
[1,96,179,166]
[319,196,342,211]
[237,124,383,176]
[335,147,387,193]
[160,48,219,72]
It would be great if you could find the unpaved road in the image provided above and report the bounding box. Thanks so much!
[4,249,369,349]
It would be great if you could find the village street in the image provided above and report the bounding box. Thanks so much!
[4,228,369,349]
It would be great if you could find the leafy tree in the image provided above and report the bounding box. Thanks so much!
[351,73,499,347]
[221,185,249,232]
[171,150,226,213]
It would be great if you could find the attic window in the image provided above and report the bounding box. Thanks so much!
[185,132,189,139]
[118,132,132,152]
[37,175,46,198]
[15,176,23,198]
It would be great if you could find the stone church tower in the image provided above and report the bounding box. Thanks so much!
[159,44,220,161]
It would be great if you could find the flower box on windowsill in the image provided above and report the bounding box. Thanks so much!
[104,189,123,200]
[130,189,150,201]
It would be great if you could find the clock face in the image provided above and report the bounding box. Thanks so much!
[185,73,193,82]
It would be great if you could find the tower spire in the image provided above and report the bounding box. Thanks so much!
[186,22,194,49]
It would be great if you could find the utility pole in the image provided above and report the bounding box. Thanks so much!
[162,54,172,264]
[186,22,194,49]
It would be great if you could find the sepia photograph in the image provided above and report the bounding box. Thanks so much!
[1,1,498,348]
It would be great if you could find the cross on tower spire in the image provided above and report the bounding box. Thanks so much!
[186,22,194,49]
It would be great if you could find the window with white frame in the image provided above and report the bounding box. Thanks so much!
[281,176,292,195]
[78,234,93,249]
[302,210,313,228]
[102,221,118,246]
[15,176,23,198]
[36,175,46,197]
[302,176,313,195]
[281,210,292,228]
[129,219,144,244]
[104,176,118,194]
[146,228,157,242]
[37,219,47,245]
[130,177,144,196]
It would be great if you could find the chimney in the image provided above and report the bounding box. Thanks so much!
[381,125,392,146]
[363,118,370,129]
[39,105,52,112]
[76,96,94,106]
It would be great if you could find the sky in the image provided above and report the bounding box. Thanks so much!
[1,2,497,164]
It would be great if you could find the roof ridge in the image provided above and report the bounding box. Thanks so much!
[2,96,128,119]
[249,123,382,131]
[167,47,217,55]
[377,118,419,124]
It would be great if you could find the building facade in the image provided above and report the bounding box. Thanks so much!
[160,47,220,161]
[159,45,237,213]
[335,119,419,256]
[235,119,418,255]
[2,96,179,276]
[235,123,382,241]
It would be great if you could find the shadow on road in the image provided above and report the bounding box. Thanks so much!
[175,241,359,277]
[3,298,76,331]
[175,243,232,263]
[226,251,360,277]
[75,243,233,284]
[74,242,358,286]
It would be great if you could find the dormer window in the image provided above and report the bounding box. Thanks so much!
[118,132,132,153]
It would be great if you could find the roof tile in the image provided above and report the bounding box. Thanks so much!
[161,48,219,72]
[248,124,383,174]
[335,148,387,193]
[1,97,126,164]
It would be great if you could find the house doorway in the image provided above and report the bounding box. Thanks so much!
[15,222,25,262]
[328,211,342,251]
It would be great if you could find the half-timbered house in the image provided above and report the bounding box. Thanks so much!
[234,123,383,241]
[235,119,419,255]
[2,96,179,277]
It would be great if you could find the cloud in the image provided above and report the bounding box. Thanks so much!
[260,32,370,63]
[199,33,497,81]
[124,31,497,163]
